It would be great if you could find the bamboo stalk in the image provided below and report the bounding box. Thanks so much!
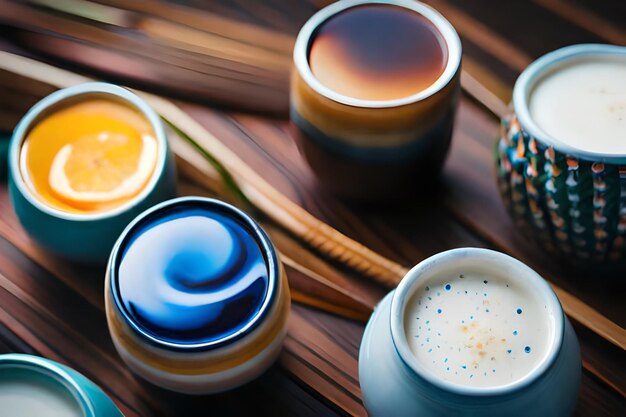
[0,51,623,354]
[283,259,373,322]
[26,0,135,27]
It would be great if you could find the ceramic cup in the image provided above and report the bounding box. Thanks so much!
[8,82,177,264]
[359,248,581,417]
[0,353,123,417]
[105,197,290,394]
[291,0,461,200]
[496,44,626,267]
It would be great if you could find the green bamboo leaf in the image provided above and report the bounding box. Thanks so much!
[162,117,255,212]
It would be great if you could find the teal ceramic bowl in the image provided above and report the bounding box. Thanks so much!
[0,353,124,416]
[496,44,626,268]
[8,82,176,264]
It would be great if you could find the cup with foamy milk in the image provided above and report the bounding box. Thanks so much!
[359,248,581,417]
[496,44,626,267]
[0,354,123,417]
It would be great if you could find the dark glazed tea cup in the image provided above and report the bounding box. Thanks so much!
[291,0,461,200]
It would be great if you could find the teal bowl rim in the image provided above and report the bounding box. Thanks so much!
[0,353,96,417]
[8,82,168,221]
[107,196,280,352]
[513,43,626,164]
[293,0,462,109]
[389,248,564,397]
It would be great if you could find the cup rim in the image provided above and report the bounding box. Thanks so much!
[389,248,564,396]
[293,0,462,109]
[513,43,626,163]
[9,82,168,221]
[107,196,280,351]
[0,353,95,417]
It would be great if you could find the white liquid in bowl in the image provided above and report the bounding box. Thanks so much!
[0,367,84,417]
[404,271,554,388]
[529,56,626,155]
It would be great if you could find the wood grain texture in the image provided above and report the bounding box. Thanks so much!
[532,0,626,45]
[0,55,624,414]
[0,185,353,416]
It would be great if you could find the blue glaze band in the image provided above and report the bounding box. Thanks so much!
[291,107,454,163]
[109,197,279,351]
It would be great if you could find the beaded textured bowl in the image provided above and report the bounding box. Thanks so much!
[496,44,626,267]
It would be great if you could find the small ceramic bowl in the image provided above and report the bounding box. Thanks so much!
[8,82,177,264]
[359,248,581,417]
[291,0,461,200]
[0,353,123,417]
[496,44,626,266]
[105,197,290,394]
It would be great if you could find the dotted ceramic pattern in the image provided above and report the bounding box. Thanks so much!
[496,112,626,265]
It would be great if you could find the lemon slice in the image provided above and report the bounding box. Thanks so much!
[49,132,157,204]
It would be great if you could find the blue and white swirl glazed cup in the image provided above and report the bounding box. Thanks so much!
[0,353,123,417]
[8,82,177,264]
[359,248,581,417]
[105,197,290,394]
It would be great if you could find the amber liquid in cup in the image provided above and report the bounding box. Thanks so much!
[291,1,461,201]
[308,5,448,101]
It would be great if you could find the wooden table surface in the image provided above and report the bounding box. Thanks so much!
[0,1,624,416]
